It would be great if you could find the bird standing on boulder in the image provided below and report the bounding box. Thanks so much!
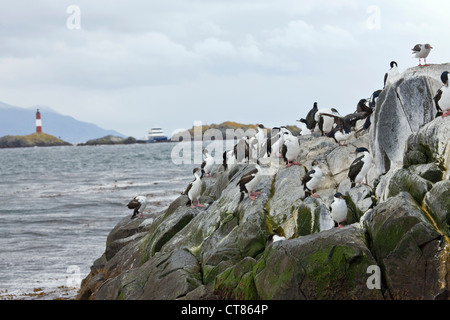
[266,233,286,246]
[384,61,399,88]
[255,124,268,158]
[302,160,322,198]
[127,195,147,219]
[298,102,318,132]
[231,136,250,164]
[329,192,347,229]
[182,168,205,208]
[281,133,301,167]
[348,147,373,188]
[201,149,214,177]
[237,161,262,202]
[412,44,433,66]
[434,71,450,118]
[315,108,340,136]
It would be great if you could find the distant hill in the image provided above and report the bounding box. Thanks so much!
[0,102,126,143]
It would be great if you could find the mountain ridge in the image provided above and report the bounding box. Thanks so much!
[0,101,126,143]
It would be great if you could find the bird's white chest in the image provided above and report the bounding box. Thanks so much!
[439,86,450,111]
[188,179,202,199]
[356,153,372,181]
[415,47,431,58]
[335,130,351,142]
[307,168,322,189]
[330,199,347,223]
[204,157,214,171]
[245,173,261,192]
[285,139,300,159]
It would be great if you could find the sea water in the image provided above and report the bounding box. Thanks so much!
[0,143,198,299]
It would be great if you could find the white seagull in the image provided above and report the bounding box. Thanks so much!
[412,43,433,66]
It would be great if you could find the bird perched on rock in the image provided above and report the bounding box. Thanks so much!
[329,192,347,229]
[255,124,268,158]
[233,136,250,164]
[222,149,236,171]
[237,161,262,202]
[368,90,382,109]
[434,71,450,118]
[201,149,214,177]
[298,102,318,132]
[182,168,205,208]
[127,195,147,219]
[281,133,301,167]
[302,160,322,198]
[348,147,372,188]
[266,232,286,246]
[327,126,352,146]
[323,106,370,144]
[412,44,433,66]
[384,61,399,88]
[315,108,340,136]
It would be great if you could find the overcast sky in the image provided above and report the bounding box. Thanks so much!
[1,0,449,139]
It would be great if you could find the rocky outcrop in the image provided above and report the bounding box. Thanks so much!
[78,135,145,146]
[370,64,449,176]
[0,132,71,148]
[77,64,450,300]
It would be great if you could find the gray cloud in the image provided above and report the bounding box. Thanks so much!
[0,1,449,138]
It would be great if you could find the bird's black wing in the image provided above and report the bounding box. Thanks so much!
[357,101,373,114]
[412,44,421,53]
[384,72,388,88]
[305,108,318,129]
[434,88,443,117]
[348,155,364,181]
[281,144,288,163]
[222,151,228,170]
[237,169,258,190]
[327,127,339,143]
[301,170,314,187]
[344,112,369,130]
[182,182,193,196]
[127,198,141,209]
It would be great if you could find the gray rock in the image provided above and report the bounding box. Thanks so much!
[370,64,450,175]
[253,225,384,299]
[95,249,202,300]
[424,180,450,231]
[366,192,445,299]
[404,116,450,180]
[387,168,433,204]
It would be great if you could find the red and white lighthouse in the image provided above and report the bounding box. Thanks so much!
[36,109,42,133]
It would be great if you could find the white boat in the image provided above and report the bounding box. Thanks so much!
[146,127,168,142]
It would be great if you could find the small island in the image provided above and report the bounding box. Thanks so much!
[172,121,302,141]
[77,135,146,146]
[0,132,72,148]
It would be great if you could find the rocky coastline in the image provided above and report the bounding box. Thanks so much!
[0,132,71,148]
[77,64,450,300]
